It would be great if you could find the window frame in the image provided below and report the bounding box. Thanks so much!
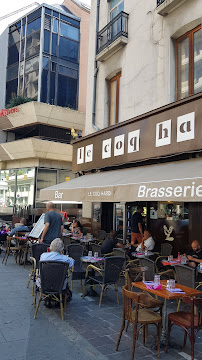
[110,0,124,20]
[108,73,121,126]
[175,24,202,100]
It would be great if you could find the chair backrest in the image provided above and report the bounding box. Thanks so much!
[39,261,69,294]
[66,244,84,268]
[122,285,147,323]
[182,296,202,329]
[103,256,125,284]
[174,264,196,288]
[139,258,155,281]
[113,248,126,258]
[161,243,172,256]
[98,230,106,240]
[91,243,102,257]
[31,243,49,267]
[82,227,87,236]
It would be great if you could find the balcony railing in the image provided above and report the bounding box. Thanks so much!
[157,0,166,6]
[97,11,129,55]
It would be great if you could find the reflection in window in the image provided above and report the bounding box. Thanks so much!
[7,43,20,66]
[25,56,39,73]
[21,39,25,60]
[6,78,18,104]
[58,65,77,79]
[49,71,56,104]
[59,37,79,62]
[44,30,50,53]
[41,69,48,103]
[60,14,79,28]
[36,168,57,202]
[16,168,35,207]
[57,74,77,108]
[53,18,58,33]
[27,17,41,35]
[155,202,189,221]
[194,28,202,94]
[26,32,40,58]
[19,76,24,96]
[60,22,79,41]
[9,29,21,46]
[7,64,19,82]
[24,70,39,99]
[0,170,16,208]
[52,33,58,55]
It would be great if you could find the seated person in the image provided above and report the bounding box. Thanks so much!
[101,230,123,255]
[9,218,29,236]
[186,240,202,268]
[73,220,82,237]
[135,230,155,252]
[70,218,76,233]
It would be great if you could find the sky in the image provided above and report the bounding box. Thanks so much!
[0,0,91,34]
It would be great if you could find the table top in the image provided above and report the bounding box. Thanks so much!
[132,251,154,258]
[132,280,202,300]
[81,256,104,263]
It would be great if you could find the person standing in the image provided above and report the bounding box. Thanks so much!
[40,202,63,245]
[131,205,144,245]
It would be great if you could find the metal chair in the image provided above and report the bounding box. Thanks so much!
[165,296,202,360]
[27,243,49,296]
[2,236,27,265]
[34,261,69,320]
[116,285,162,359]
[83,256,125,306]
[66,244,85,289]
[91,243,102,257]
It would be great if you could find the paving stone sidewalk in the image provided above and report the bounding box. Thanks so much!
[0,253,202,360]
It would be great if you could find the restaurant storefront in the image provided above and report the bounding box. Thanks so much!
[40,92,202,252]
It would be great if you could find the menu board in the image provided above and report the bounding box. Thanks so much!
[29,214,45,239]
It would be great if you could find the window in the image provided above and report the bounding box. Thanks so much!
[44,30,50,53]
[59,36,79,62]
[108,73,121,126]
[60,14,80,28]
[60,22,79,41]
[26,32,40,58]
[49,71,56,104]
[24,70,39,99]
[27,17,41,35]
[52,33,58,55]
[176,25,202,100]
[110,0,124,19]
[9,29,21,46]
[57,74,77,108]
[41,57,49,103]
[6,78,18,104]
[7,42,20,66]
[7,64,19,82]
[53,18,58,33]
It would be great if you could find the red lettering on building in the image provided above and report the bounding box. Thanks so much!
[0,107,19,117]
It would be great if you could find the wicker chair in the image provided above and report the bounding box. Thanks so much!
[34,261,69,320]
[174,264,202,311]
[91,243,102,257]
[2,236,27,266]
[27,243,49,296]
[165,296,202,360]
[155,243,173,270]
[66,244,85,289]
[83,256,125,306]
[139,258,176,281]
[116,285,162,359]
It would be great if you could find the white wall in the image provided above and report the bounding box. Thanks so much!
[85,0,202,135]
[0,28,8,109]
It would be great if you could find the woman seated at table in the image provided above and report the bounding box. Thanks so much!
[133,229,155,252]
[73,220,82,237]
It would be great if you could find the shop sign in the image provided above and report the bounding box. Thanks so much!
[72,94,202,172]
[65,177,71,181]
[0,107,19,117]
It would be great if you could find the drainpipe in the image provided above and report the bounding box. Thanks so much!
[92,0,100,130]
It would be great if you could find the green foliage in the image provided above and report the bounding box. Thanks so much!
[7,94,33,108]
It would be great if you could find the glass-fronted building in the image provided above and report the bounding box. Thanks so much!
[6,4,80,108]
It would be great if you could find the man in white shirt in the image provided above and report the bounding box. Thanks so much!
[136,230,155,252]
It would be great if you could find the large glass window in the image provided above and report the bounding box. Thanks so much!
[7,43,20,66]
[41,57,49,103]
[27,17,41,35]
[176,25,202,100]
[57,74,77,108]
[60,22,79,41]
[9,29,21,46]
[53,18,58,33]
[60,14,79,28]
[36,168,57,202]
[25,56,39,73]
[109,73,121,126]
[49,71,56,104]
[51,33,58,55]
[7,64,19,82]
[58,65,77,79]
[26,32,40,58]
[59,37,79,62]
[16,168,35,207]
[0,170,16,208]
[44,30,50,53]
[6,78,18,104]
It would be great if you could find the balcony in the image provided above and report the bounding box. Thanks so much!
[157,0,189,16]
[96,12,129,62]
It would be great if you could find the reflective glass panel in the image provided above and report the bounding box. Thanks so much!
[58,65,77,79]
[27,9,41,22]
[53,11,59,18]
[57,74,77,108]
[52,33,57,55]
[27,17,41,35]
[26,32,40,58]
[194,28,202,94]
[44,30,50,53]
[177,37,189,100]
[36,169,57,202]
[53,18,58,33]
[6,78,18,104]
[0,170,16,208]
[7,64,19,82]
[16,168,35,207]
[109,78,117,126]
[25,57,39,73]
[24,70,39,99]
[21,39,25,60]
[41,69,48,103]
[19,76,24,96]
[45,8,51,15]
[7,43,20,66]
[60,14,79,28]
[9,29,21,46]
[60,22,79,41]
[49,71,55,104]
[43,57,49,70]
[59,37,79,62]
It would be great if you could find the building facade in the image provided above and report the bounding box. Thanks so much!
[40,0,202,253]
[0,1,90,112]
